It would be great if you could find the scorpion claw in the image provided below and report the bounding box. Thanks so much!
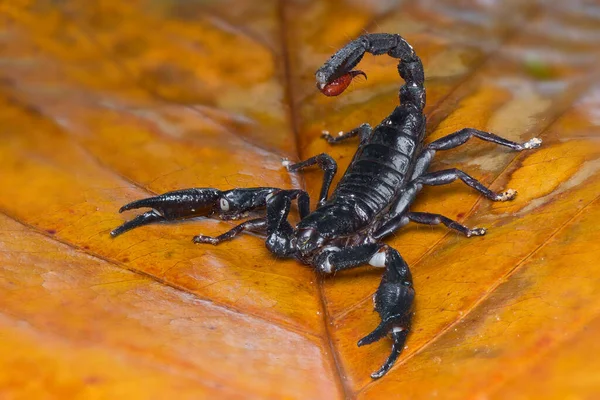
[358,320,410,379]
[112,188,278,238]
[370,328,409,379]
[358,321,390,347]
[110,210,163,237]
[118,197,162,213]
[111,189,222,237]
[360,248,415,378]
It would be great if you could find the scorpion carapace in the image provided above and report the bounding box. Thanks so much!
[111,33,542,379]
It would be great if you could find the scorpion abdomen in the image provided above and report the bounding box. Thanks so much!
[330,105,425,219]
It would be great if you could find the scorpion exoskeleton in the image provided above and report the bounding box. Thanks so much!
[111,33,542,379]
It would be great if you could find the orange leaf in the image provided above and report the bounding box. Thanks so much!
[1,1,599,398]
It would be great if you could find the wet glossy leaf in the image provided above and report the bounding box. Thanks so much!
[1,1,599,398]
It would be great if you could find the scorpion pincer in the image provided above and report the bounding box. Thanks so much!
[111,33,542,379]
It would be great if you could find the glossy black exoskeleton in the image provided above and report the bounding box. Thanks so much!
[111,33,542,379]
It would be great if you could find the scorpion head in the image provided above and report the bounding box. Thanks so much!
[295,228,327,258]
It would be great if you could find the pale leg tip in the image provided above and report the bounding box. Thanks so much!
[496,188,517,201]
[281,157,292,170]
[468,227,487,237]
[523,137,542,149]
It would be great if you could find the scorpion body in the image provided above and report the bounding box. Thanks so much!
[111,33,542,379]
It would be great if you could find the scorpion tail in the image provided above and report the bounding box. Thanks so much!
[315,33,425,110]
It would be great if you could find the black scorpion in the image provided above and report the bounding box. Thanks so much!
[111,33,542,379]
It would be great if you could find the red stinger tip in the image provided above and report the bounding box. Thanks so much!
[318,70,367,96]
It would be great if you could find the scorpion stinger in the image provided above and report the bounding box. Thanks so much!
[112,33,542,380]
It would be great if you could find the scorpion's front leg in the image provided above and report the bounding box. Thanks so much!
[284,154,337,207]
[192,218,267,245]
[263,189,311,257]
[110,187,288,238]
[315,243,414,379]
[321,123,372,145]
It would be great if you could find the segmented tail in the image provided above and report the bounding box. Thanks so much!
[315,33,425,110]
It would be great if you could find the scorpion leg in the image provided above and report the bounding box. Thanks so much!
[372,214,410,241]
[427,128,542,152]
[321,123,372,144]
[193,189,309,248]
[284,154,337,207]
[263,190,311,257]
[407,212,486,237]
[416,169,518,201]
[193,218,267,245]
[410,128,541,182]
[111,187,282,238]
[314,244,414,379]
[373,210,485,241]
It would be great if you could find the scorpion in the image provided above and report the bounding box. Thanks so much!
[111,33,542,379]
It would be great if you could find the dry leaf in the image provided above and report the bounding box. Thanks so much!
[1,1,599,399]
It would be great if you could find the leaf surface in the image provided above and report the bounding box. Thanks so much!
[1,1,599,398]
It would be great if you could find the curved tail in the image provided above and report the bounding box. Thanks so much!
[315,33,425,111]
